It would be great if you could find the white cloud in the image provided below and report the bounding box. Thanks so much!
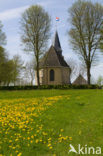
[36,1,51,7]
[0,1,52,22]
[0,5,29,21]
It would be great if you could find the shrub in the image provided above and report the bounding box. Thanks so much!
[0,84,100,90]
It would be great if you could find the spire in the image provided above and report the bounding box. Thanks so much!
[53,31,62,53]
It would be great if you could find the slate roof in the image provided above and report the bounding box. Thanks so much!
[39,31,70,68]
[73,74,87,85]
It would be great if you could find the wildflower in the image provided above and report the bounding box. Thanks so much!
[49,146,53,149]
[48,144,51,147]
[35,139,39,143]
[30,140,33,143]
[69,137,72,141]
[27,137,30,140]
[31,135,34,139]
[60,129,64,132]
[17,153,22,156]
[48,138,51,141]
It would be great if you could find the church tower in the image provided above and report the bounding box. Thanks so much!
[35,31,71,85]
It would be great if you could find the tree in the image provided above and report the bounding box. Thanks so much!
[96,75,103,86]
[20,5,51,86]
[67,58,86,82]
[0,54,24,86]
[67,58,78,80]
[11,55,24,85]
[68,0,103,84]
[2,60,14,86]
[0,21,6,46]
[0,46,8,84]
[24,60,35,85]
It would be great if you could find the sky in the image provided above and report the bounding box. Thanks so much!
[0,0,103,81]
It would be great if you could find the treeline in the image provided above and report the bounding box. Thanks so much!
[0,47,35,86]
[0,22,23,86]
[0,47,23,86]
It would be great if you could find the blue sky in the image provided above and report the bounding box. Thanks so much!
[0,0,103,80]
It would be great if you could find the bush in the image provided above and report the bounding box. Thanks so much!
[0,84,100,90]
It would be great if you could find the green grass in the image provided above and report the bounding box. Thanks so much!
[0,89,103,156]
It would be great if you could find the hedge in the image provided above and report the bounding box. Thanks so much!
[0,84,101,90]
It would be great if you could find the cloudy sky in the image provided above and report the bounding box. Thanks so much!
[0,0,103,80]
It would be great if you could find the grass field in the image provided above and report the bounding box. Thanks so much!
[0,89,103,156]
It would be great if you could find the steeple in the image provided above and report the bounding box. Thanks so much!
[53,31,62,54]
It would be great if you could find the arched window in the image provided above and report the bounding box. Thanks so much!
[50,69,55,81]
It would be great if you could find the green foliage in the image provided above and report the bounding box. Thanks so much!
[0,21,6,46]
[0,60,14,85]
[0,84,100,90]
[0,47,23,85]
[0,46,9,84]
[11,55,24,85]
[96,75,103,86]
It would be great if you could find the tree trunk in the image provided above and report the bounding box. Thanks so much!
[87,66,91,85]
[36,60,40,87]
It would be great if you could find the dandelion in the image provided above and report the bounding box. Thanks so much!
[60,129,64,132]
[49,146,53,149]
[17,153,22,156]
[48,143,51,147]
[27,137,30,140]
[35,139,39,143]
[31,135,34,139]
[48,138,51,141]
[0,96,64,154]
[30,140,33,143]
[69,137,72,141]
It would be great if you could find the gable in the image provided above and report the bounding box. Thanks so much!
[44,46,61,66]
[40,46,70,68]
[73,75,87,85]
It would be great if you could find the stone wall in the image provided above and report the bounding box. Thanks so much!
[35,67,71,85]
[61,67,71,84]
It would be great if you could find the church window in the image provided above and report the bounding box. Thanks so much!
[50,69,55,81]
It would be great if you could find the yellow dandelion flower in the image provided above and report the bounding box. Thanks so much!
[48,144,51,147]
[69,137,72,141]
[31,135,34,139]
[35,139,39,143]
[17,153,22,156]
[49,146,53,149]
[48,138,51,141]
[27,137,30,140]
[60,129,64,132]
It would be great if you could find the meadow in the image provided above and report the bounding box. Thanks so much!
[0,89,103,156]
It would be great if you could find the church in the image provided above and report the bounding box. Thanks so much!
[35,31,71,85]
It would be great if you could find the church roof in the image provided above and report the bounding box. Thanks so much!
[39,31,70,68]
[73,74,87,85]
[39,46,69,68]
